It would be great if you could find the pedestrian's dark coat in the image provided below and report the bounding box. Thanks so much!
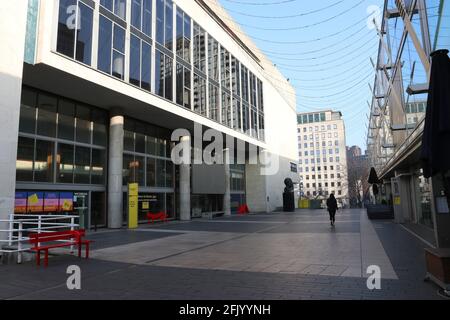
[421,49,450,178]
[326,196,338,212]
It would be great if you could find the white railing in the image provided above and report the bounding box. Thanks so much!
[0,214,79,263]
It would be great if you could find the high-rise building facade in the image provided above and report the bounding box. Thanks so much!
[297,110,349,206]
[0,0,299,239]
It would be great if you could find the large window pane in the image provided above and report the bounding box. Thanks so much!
[34,140,54,182]
[166,161,173,188]
[130,35,141,87]
[74,146,91,184]
[92,109,108,146]
[193,23,206,72]
[58,99,75,141]
[112,51,125,79]
[131,0,142,29]
[146,136,157,155]
[208,37,219,81]
[76,105,91,143]
[193,74,206,116]
[164,55,173,100]
[114,0,127,20]
[123,154,134,185]
[98,16,112,74]
[143,0,152,36]
[209,83,219,122]
[19,88,37,134]
[135,133,146,153]
[176,63,183,106]
[16,137,34,182]
[156,159,166,187]
[141,41,151,91]
[157,139,166,157]
[113,24,125,53]
[135,155,145,186]
[100,0,113,11]
[165,0,173,50]
[146,157,156,187]
[57,0,76,58]
[124,130,135,152]
[57,143,74,183]
[37,93,57,137]
[155,50,163,97]
[75,3,93,65]
[91,148,105,184]
[156,0,164,45]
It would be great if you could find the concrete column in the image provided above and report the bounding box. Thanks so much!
[223,148,231,216]
[108,110,124,228]
[0,1,28,248]
[179,136,191,221]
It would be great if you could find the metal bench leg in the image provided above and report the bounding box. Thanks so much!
[78,243,82,258]
[36,250,40,266]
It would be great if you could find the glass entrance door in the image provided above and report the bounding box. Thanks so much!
[91,192,106,230]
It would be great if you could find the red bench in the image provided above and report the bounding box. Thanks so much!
[238,204,250,215]
[28,229,92,267]
[146,212,168,224]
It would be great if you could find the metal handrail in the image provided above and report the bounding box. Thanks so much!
[0,214,80,264]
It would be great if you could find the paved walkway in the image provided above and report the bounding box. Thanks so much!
[0,209,442,300]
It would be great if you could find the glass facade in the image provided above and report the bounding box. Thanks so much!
[55,0,266,140]
[130,34,152,91]
[122,118,173,189]
[57,0,94,65]
[17,87,108,185]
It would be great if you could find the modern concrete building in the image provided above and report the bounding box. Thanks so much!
[366,0,450,247]
[0,0,299,238]
[297,110,349,207]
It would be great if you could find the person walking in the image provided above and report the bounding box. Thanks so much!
[326,193,338,226]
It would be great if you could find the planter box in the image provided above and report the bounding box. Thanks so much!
[425,248,450,284]
[366,204,394,220]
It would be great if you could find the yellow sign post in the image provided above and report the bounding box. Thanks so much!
[128,183,139,229]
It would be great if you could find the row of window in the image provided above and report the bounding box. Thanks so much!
[19,88,108,146]
[303,182,342,188]
[297,113,326,124]
[298,124,338,133]
[16,137,106,185]
[300,173,343,180]
[299,133,339,141]
[405,102,426,114]
[299,141,340,149]
[56,0,265,140]
[302,190,343,197]
[300,149,341,156]
[298,157,342,165]
[299,165,342,172]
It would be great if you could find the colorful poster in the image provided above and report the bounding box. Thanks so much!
[14,192,27,214]
[44,192,59,212]
[59,192,74,212]
[27,192,44,213]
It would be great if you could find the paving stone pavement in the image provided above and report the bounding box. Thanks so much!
[0,209,443,300]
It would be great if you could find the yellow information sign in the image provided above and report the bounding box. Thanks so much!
[128,183,138,229]
[394,196,401,206]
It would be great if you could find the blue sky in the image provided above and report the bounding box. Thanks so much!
[216,0,385,152]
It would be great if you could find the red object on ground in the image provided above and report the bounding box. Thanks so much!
[28,229,92,267]
[237,204,250,215]
[146,212,168,224]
